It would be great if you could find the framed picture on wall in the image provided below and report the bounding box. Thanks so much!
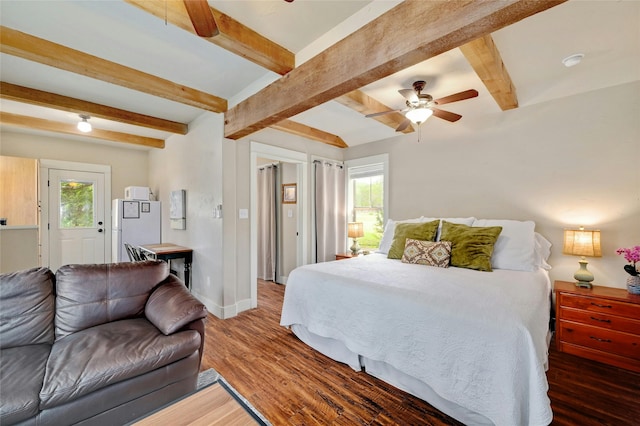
[282,183,296,204]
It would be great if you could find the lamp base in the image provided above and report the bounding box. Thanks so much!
[574,258,594,289]
[350,239,360,256]
[575,280,593,289]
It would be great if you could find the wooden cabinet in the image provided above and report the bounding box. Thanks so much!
[555,280,640,372]
[0,156,38,226]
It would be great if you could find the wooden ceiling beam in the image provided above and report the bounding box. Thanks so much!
[459,34,518,110]
[124,0,294,75]
[224,0,565,140]
[0,82,188,135]
[270,119,348,148]
[334,90,413,134]
[0,26,226,113]
[0,112,165,149]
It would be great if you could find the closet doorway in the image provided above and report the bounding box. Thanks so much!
[250,143,308,308]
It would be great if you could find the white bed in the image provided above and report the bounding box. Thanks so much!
[280,220,553,426]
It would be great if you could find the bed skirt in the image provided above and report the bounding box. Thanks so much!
[290,324,493,425]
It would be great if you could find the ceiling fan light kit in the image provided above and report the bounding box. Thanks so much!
[405,107,433,124]
[77,114,92,133]
[365,80,478,133]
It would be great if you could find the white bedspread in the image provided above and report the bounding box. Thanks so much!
[280,254,552,426]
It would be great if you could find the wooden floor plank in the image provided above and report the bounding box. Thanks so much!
[200,280,640,425]
[134,383,258,425]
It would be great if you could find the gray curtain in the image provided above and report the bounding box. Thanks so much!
[315,160,346,262]
[257,165,278,280]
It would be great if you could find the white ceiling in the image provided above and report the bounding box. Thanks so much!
[1,0,638,148]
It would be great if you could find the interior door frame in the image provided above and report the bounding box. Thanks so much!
[39,159,112,268]
[250,142,308,306]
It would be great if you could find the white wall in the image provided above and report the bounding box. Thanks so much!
[0,131,149,199]
[345,81,640,289]
[147,112,227,316]
[280,162,298,281]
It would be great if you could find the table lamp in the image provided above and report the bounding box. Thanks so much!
[348,222,364,255]
[563,227,602,288]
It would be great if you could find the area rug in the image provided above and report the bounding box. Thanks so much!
[197,368,272,426]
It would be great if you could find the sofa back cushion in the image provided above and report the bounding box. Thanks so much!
[0,267,55,349]
[54,261,169,339]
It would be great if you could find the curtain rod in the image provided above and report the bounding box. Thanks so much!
[313,159,343,168]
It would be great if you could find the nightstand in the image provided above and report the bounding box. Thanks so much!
[335,253,357,260]
[554,280,640,372]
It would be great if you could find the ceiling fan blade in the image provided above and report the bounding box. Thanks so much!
[398,88,419,104]
[365,109,400,118]
[395,118,411,132]
[434,89,478,106]
[432,108,462,122]
[183,0,219,37]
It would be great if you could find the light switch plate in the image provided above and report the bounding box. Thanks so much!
[239,208,249,219]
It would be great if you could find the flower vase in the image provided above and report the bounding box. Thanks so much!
[627,275,640,295]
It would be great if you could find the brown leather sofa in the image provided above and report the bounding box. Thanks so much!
[0,261,207,425]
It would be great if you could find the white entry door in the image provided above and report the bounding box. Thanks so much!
[47,169,107,270]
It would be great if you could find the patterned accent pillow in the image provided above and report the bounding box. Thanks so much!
[401,239,452,268]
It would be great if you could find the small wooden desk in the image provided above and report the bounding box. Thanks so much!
[139,243,193,290]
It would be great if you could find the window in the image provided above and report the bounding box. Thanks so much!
[346,154,388,251]
[59,179,95,228]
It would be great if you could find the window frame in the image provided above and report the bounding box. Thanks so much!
[344,154,389,251]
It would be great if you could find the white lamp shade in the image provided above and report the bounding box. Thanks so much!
[405,107,433,124]
[347,222,364,238]
[563,228,602,257]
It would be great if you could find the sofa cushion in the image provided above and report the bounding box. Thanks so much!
[55,261,169,339]
[146,278,207,335]
[0,344,51,424]
[40,318,201,409]
[0,267,55,349]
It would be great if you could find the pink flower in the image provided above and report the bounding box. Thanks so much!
[616,246,640,276]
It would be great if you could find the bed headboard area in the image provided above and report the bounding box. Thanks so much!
[377,217,552,272]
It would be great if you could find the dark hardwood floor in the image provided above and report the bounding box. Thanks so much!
[200,280,640,425]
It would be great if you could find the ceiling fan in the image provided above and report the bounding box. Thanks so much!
[184,0,293,37]
[366,81,478,132]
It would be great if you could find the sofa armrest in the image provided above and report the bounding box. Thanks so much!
[145,275,207,335]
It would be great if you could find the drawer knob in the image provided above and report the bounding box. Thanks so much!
[590,336,612,343]
[590,302,612,309]
[590,316,611,323]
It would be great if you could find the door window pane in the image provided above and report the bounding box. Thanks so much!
[59,180,95,228]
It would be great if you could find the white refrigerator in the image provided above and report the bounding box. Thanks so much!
[112,199,161,262]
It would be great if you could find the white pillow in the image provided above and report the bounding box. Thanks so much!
[472,219,536,271]
[534,232,552,270]
[435,217,476,241]
[377,217,424,254]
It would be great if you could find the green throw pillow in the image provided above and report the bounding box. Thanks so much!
[387,220,439,259]
[440,221,502,271]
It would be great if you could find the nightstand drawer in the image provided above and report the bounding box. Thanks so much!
[558,321,640,360]
[560,307,640,335]
[559,293,640,320]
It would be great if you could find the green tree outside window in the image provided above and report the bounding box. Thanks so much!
[60,180,94,228]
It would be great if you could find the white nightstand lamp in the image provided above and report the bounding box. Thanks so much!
[563,227,602,288]
[348,222,364,255]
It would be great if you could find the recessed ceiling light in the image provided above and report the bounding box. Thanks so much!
[562,53,584,68]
